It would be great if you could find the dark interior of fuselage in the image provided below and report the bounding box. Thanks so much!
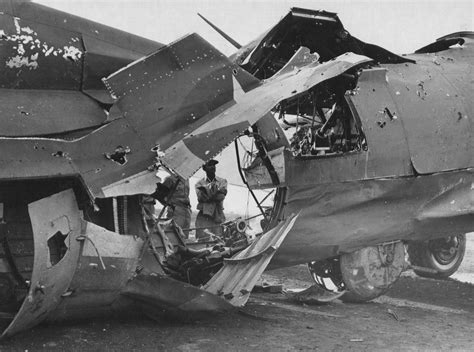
[271,73,367,158]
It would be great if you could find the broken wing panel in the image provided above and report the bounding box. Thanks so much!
[103,33,259,149]
[0,118,154,197]
[162,53,372,179]
[203,214,298,306]
[1,189,82,338]
[122,275,233,315]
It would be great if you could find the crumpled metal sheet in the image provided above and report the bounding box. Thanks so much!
[103,33,260,148]
[1,189,82,338]
[122,275,234,315]
[269,169,473,269]
[1,189,147,334]
[203,214,298,307]
[0,117,154,197]
[415,31,473,53]
[161,52,372,179]
[47,221,144,322]
[123,215,298,313]
[0,33,254,196]
[238,7,410,78]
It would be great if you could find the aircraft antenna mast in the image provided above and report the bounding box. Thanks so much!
[198,13,242,49]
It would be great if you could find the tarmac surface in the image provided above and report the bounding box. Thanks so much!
[1,235,473,351]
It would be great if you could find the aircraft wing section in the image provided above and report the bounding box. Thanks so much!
[161,52,371,179]
[0,33,259,197]
[0,0,162,137]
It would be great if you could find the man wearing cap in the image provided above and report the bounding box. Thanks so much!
[195,159,228,241]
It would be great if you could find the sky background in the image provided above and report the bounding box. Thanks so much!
[35,0,473,222]
[38,0,472,56]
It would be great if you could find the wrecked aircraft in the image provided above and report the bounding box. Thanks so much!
[164,8,473,300]
[0,0,300,338]
[0,1,472,338]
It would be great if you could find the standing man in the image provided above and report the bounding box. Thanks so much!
[152,174,192,237]
[195,160,227,241]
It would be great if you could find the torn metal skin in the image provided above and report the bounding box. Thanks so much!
[0,1,300,338]
[0,1,472,338]
[162,10,472,251]
[161,9,472,301]
[0,187,297,338]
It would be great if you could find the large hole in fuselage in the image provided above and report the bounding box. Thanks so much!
[47,231,68,267]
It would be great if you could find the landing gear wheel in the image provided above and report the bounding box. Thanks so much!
[306,258,346,303]
[339,242,405,303]
[407,234,466,279]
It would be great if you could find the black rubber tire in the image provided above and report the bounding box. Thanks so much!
[407,234,466,279]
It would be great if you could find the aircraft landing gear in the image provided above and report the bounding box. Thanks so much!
[306,257,346,303]
[307,241,405,303]
[407,234,466,279]
[339,242,405,302]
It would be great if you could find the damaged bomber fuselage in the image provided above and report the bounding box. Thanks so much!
[0,0,299,338]
[162,8,473,268]
[0,1,472,338]
[243,12,474,267]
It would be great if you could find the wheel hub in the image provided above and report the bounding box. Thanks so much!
[429,236,462,265]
